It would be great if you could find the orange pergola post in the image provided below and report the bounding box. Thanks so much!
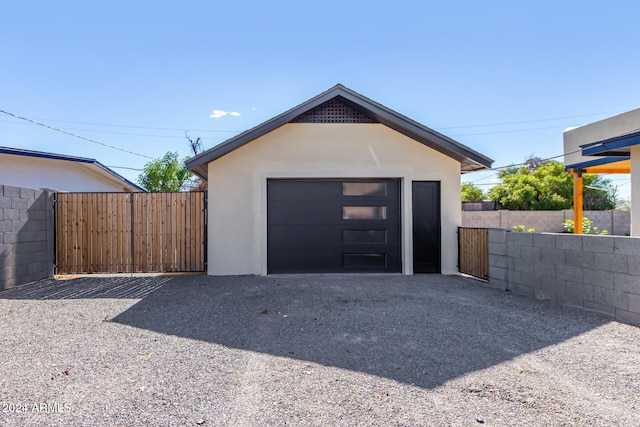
[573,169,583,234]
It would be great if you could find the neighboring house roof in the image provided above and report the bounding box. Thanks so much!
[564,129,640,173]
[186,84,493,179]
[0,146,145,192]
[581,129,640,157]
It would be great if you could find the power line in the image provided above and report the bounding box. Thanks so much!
[0,110,155,159]
[5,109,625,136]
[2,109,632,144]
[466,147,605,184]
[450,125,567,137]
[438,110,622,130]
[475,149,583,175]
[0,119,228,141]
[107,166,143,171]
[17,117,241,133]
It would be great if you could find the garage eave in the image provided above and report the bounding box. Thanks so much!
[185,84,493,179]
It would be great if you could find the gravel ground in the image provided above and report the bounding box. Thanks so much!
[0,274,638,426]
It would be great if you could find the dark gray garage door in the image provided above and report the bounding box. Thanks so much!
[267,179,401,273]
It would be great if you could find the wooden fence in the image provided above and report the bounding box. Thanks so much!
[55,192,206,274]
[458,227,489,280]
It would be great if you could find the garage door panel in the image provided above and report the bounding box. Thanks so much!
[268,200,341,224]
[268,225,340,248]
[269,248,342,273]
[267,179,401,273]
[268,180,339,201]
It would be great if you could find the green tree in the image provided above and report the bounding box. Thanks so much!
[137,151,192,192]
[487,159,615,211]
[461,182,484,202]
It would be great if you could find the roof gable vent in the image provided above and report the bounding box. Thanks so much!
[292,98,378,123]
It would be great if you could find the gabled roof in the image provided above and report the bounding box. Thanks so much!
[186,84,493,179]
[0,146,145,192]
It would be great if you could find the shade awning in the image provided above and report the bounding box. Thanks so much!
[581,129,640,157]
[565,157,630,174]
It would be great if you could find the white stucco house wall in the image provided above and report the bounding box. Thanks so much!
[186,84,493,275]
[0,147,144,192]
[563,108,639,236]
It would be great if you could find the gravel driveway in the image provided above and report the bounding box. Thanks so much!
[1,274,638,426]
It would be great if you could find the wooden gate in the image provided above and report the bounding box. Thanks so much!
[55,192,206,274]
[458,227,489,280]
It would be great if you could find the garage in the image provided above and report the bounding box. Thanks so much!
[267,179,401,273]
[185,84,493,275]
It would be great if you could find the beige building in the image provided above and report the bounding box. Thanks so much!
[563,108,639,236]
[187,84,492,275]
[0,147,144,192]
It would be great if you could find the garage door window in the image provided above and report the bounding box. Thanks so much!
[343,230,387,244]
[343,206,387,220]
[342,182,386,196]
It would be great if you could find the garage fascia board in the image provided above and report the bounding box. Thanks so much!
[186,84,493,179]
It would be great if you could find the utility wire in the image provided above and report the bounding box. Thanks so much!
[0,119,229,141]
[438,110,622,130]
[24,110,622,133]
[107,166,143,171]
[450,125,568,137]
[470,123,639,179]
[18,117,241,133]
[472,148,584,177]
[0,110,155,159]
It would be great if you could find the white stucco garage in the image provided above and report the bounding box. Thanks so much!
[186,84,492,275]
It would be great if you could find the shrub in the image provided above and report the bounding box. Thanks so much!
[562,217,608,235]
[512,225,535,233]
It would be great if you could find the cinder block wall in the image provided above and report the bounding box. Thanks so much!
[463,210,630,235]
[487,229,640,326]
[0,185,54,290]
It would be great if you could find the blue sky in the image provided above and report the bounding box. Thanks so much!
[2,1,638,198]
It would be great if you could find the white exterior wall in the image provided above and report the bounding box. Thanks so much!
[632,145,640,236]
[0,155,136,192]
[207,123,462,276]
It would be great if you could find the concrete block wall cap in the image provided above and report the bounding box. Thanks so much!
[3,186,20,197]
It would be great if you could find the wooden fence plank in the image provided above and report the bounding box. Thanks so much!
[458,227,489,280]
[55,191,206,274]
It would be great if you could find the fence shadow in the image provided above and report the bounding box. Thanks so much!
[0,276,172,299]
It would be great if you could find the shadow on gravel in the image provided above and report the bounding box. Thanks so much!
[104,274,608,390]
[0,276,173,300]
[0,274,608,389]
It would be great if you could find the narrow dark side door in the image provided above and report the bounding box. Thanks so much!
[412,181,441,273]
